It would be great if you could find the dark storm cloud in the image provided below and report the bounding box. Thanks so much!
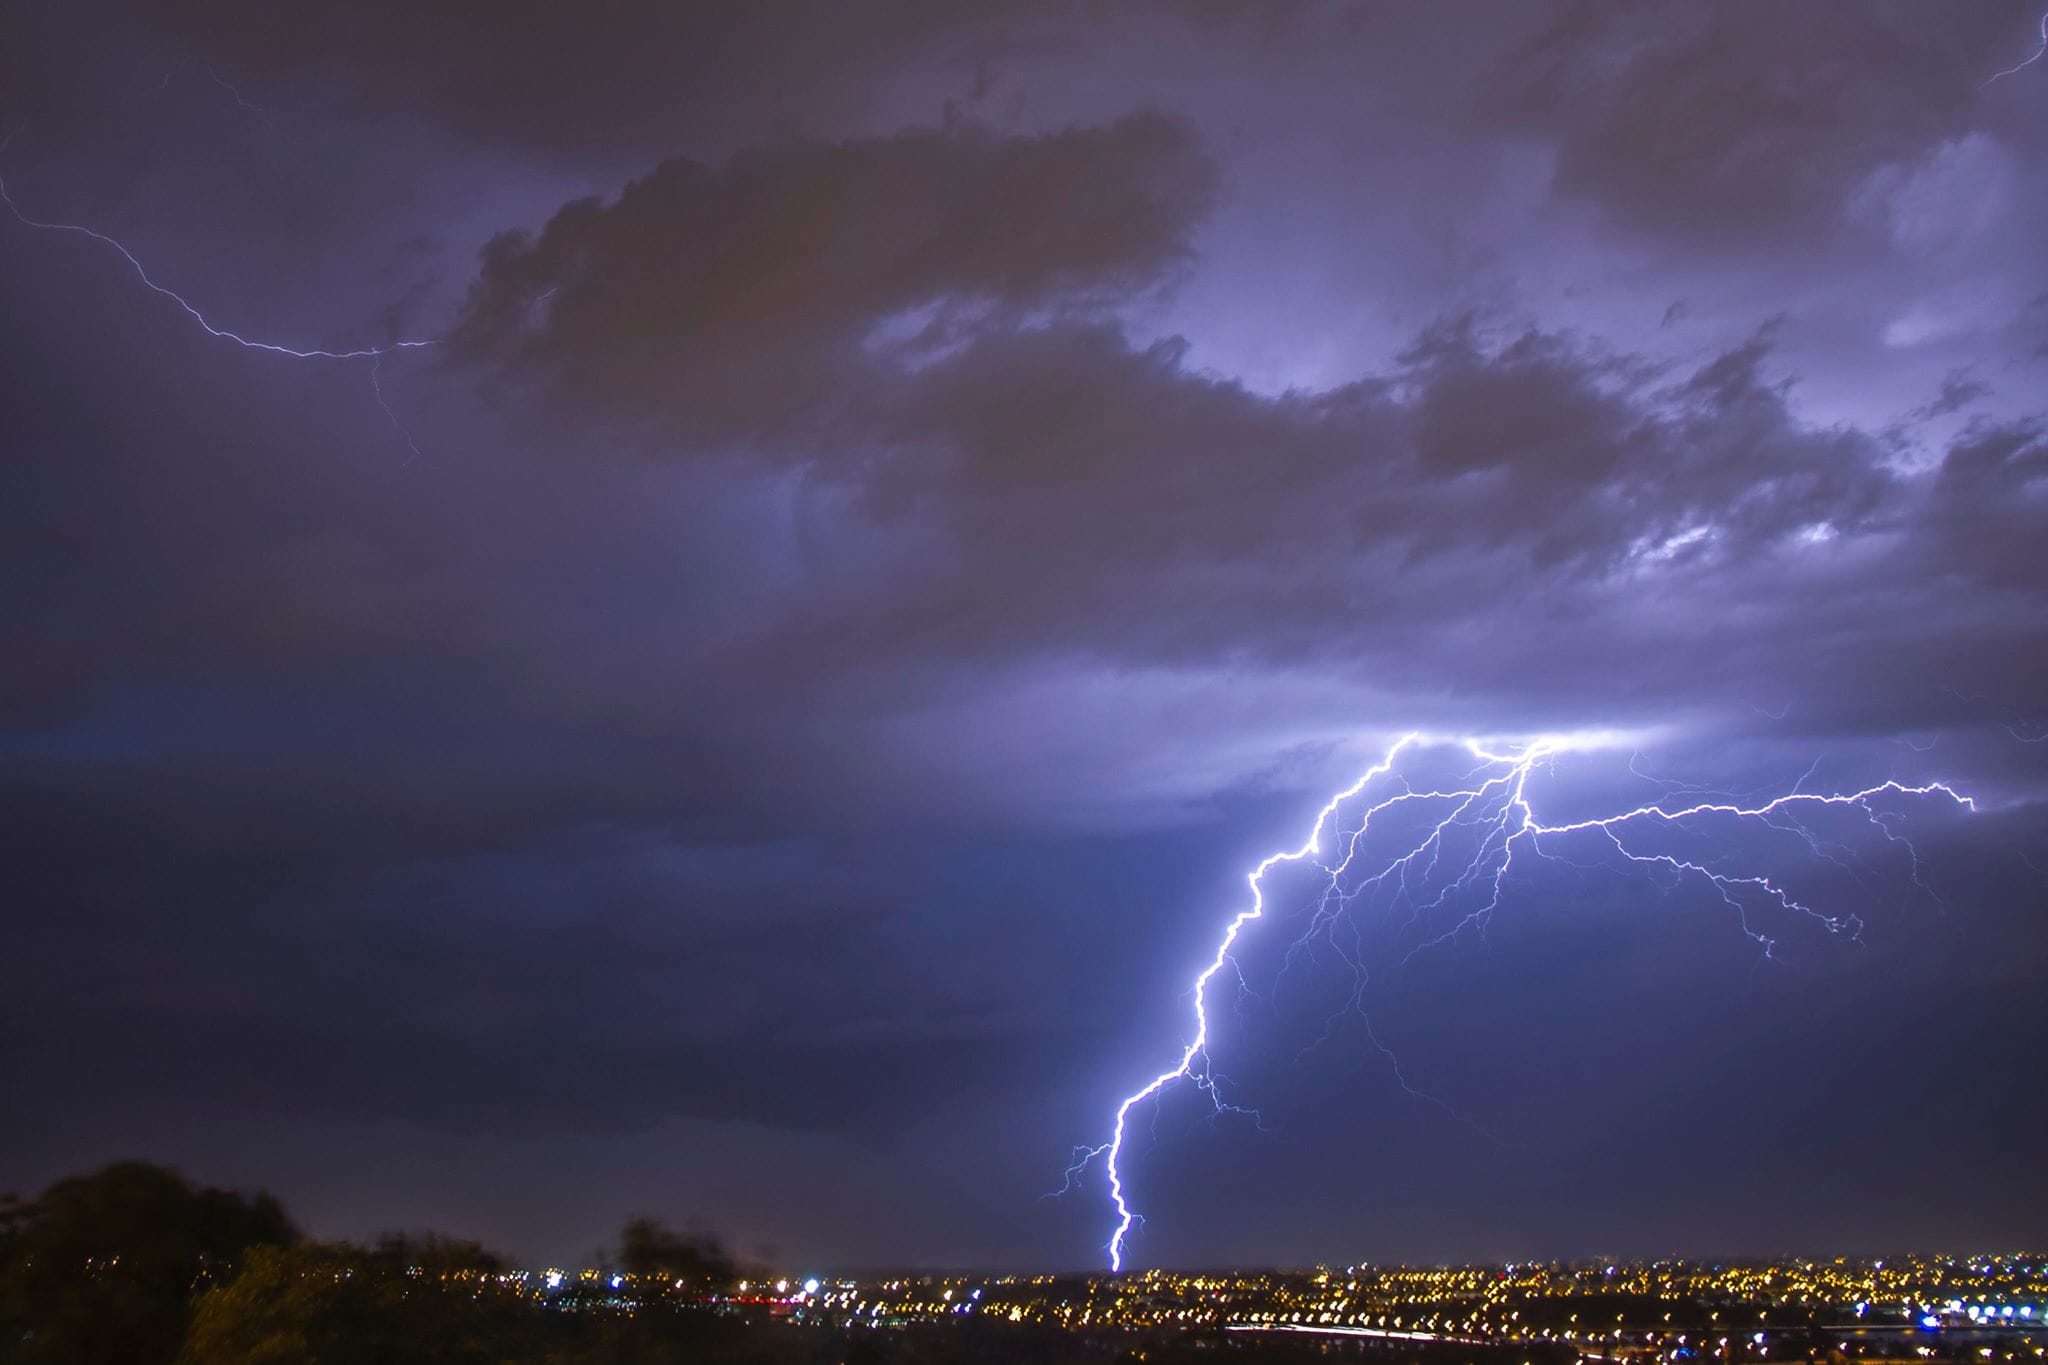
[130,0,1295,159]
[0,746,1108,1139]
[1472,0,2030,242]
[451,113,1214,444]
[1925,415,2048,590]
[1916,368,1992,419]
[442,103,1987,727]
[130,0,992,150]
[830,314,2048,739]
[13,66,1998,755]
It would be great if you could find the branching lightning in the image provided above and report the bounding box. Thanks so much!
[1064,732,1973,1271]
[0,122,436,448]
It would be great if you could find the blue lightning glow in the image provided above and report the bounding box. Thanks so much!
[1068,732,1973,1270]
[1983,8,2048,87]
[0,122,436,446]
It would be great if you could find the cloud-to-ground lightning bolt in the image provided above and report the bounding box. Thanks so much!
[1983,7,2048,87]
[1065,733,1972,1270]
[0,123,436,449]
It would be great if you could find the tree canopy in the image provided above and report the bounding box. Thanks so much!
[0,1161,297,1365]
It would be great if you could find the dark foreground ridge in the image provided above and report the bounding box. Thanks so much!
[4,1163,2042,1365]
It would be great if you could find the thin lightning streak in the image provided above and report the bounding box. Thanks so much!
[1066,732,1973,1271]
[200,66,265,115]
[0,121,436,448]
[0,168,434,358]
[370,352,424,461]
[203,65,264,113]
[1937,686,2044,743]
[130,64,188,101]
[1983,8,2048,87]
[131,61,265,113]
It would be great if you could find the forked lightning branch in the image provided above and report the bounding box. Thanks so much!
[1064,732,1973,1270]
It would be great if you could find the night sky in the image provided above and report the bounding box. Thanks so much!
[3,1,2046,1273]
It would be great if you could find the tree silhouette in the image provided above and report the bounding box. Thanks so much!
[615,1216,735,1289]
[177,1242,548,1365]
[0,1161,295,1365]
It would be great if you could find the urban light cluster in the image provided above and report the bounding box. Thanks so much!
[470,1254,2048,1361]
